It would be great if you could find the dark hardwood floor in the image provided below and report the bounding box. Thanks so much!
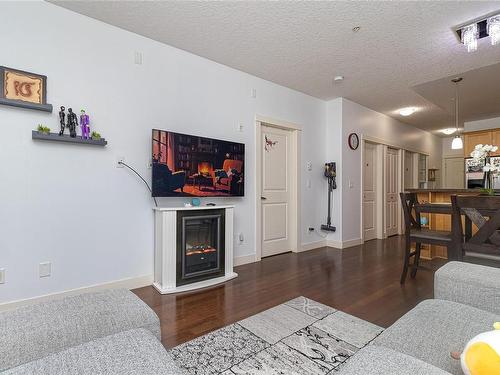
[133,235,447,349]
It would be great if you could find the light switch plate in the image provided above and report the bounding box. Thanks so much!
[39,262,51,278]
[0,268,5,284]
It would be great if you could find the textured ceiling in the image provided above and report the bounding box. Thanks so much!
[413,62,500,132]
[50,1,500,135]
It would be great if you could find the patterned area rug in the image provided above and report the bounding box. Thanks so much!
[171,297,384,374]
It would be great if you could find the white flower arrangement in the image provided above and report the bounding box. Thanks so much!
[483,163,500,173]
[470,144,499,170]
[470,144,500,194]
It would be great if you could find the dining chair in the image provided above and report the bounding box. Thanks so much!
[451,195,500,260]
[400,192,452,284]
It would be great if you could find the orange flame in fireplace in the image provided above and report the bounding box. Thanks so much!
[198,162,213,175]
[186,247,216,256]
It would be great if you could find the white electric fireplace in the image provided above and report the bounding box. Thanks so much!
[152,205,237,294]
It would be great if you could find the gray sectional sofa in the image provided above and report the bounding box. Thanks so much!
[0,289,182,374]
[340,261,500,375]
[2,261,498,374]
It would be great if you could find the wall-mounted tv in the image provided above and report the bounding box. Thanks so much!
[152,129,245,197]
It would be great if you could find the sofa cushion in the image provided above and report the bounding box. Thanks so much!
[3,329,182,375]
[338,345,451,375]
[435,261,500,315]
[0,289,160,371]
[373,299,500,374]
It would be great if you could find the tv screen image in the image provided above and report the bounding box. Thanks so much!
[152,130,245,197]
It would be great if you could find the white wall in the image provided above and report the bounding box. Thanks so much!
[442,136,465,158]
[465,116,500,132]
[327,98,443,243]
[0,2,327,303]
[323,99,343,244]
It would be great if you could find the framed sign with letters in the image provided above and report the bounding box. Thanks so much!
[0,66,52,112]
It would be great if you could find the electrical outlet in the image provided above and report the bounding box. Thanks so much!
[39,262,51,278]
[308,227,315,233]
[237,123,244,132]
[116,156,125,168]
[147,160,152,169]
[306,162,312,171]
[0,269,5,284]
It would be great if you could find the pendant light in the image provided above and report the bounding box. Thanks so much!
[451,77,463,150]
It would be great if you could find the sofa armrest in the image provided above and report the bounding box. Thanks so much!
[338,346,451,375]
[434,261,500,314]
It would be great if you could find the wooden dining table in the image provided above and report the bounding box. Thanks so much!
[415,202,470,260]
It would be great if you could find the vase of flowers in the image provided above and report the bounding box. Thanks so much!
[470,144,499,195]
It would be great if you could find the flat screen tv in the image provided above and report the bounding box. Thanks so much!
[152,129,245,197]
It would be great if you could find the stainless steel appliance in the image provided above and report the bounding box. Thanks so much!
[465,157,500,189]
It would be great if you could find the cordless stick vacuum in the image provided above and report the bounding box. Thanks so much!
[321,162,337,232]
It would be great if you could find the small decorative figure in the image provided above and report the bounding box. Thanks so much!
[67,108,78,138]
[80,109,90,139]
[58,106,66,136]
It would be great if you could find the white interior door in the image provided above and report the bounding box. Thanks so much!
[444,157,465,189]
[261,125,292,257]
[363,142,377,241]
[385,147,399,237]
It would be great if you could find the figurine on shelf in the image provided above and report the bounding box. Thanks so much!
[67,108,78,138]
[80,109,90,139]
[58,106,66,136]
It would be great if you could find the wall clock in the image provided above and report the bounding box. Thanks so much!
[348,133,359,150]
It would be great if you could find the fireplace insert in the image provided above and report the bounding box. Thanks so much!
[176,209,225,286]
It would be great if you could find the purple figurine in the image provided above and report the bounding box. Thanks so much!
[80,109,90,139]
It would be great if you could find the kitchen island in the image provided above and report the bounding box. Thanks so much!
[405,189,482,259]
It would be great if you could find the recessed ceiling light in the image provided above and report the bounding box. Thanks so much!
[352,26,361,32]
[333,75,344,82]
[441,128,456,135]
[399,107,417,116]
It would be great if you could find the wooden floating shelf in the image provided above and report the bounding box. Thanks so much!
[32,131,107,146]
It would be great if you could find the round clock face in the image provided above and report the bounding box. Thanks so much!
[348,133,359,150]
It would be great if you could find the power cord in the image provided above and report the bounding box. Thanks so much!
[313,228,328,239]
[118,161,158,207]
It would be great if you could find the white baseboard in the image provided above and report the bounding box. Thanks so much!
[326,239,342,249]
[326,238,362,249]
[300,240,326,252]
[234,254,256,267]
[341,238,363,248]
[0,274,153,312]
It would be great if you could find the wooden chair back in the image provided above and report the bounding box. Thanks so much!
[400,192,421,234]
[451,195,500,256]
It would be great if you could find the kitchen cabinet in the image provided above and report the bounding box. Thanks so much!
[491,129,500,156]
[464,131,493,157]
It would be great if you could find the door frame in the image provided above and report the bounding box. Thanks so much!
[361,141,382,242]
[255,115,301,261]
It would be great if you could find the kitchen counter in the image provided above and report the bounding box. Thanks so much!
[406,188,483,194]
[405,189,481,260]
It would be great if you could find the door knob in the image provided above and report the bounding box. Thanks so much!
[261,197,267,200]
